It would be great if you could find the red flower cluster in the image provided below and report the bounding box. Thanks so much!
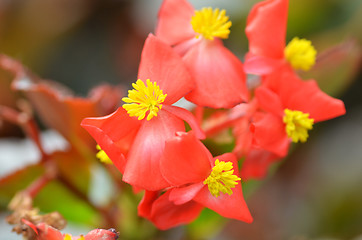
[23,219,118,240]
[81,0,345,230]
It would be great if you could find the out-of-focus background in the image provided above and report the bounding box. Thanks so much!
[0,0,361,239]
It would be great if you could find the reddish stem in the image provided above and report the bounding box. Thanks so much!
[57,174,116,228]
[24,165,57,198]
[204,115,243,137]
[0,105,48,162]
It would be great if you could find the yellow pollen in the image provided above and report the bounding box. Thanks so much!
[64,234,72,240]
[122,79,167,121]
[203,159,241,197]
[96,145,112,164]
[191,7,232,40]
[64,234,85,240]
[284,37,317,71]
[283,109,314,143]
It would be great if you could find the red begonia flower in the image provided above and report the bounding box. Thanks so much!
[245,0,317,74]
[138,190,204,230]
[82,34,204,191]
[22,219,118,240]
[138,132,252,229]
[156,0,248,108]
[252,69,345,156]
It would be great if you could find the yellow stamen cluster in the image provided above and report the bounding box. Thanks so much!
[283,109,314,143]
[64,234,85,240]
[191,7,232,40]
[122,79,167,121]
[203,159,241,197]
[96,145,112,164]
[284,37,317,71]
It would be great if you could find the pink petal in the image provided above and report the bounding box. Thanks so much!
[137,34,194,105]
[184,39,248,108]
[156,0,195,46]
[160,131,211,186]
[163,105,205,139]
[245,0,288,59]
[149,191,204,230]
[193,153,253,223]
[81,108,140,173]
[123,110,185,190]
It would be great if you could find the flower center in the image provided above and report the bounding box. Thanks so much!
[203,159,241,197]
[283,109,314,143]
[284,37,317,71]
[96,145,112,164]
[191,7,232,40]
[122,79,167,121]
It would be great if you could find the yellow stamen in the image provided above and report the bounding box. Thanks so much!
[284,37,317,71]
[64,234,72,240]
[122,79,167,121]
[191,7,232,40]
[283,109,314,143]
[96,145,112,165]
[64,234,85,240]
[203,159,241,197]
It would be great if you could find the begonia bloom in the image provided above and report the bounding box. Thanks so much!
[252,69,346,157]
[138,131,253,230]
[81,34,204,191]
[156,0,248,108]
[245,0,317,74]
[22,219,118,240]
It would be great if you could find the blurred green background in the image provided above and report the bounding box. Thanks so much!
[0,0,361,239]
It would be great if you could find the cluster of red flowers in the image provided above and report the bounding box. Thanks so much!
[81,0,345,230]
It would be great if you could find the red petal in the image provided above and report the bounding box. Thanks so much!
[232,117,253,158]
[36,223,63,240]
[137,34,194,105]
[244,53,284,75]
[81,108,140,173]
[169,182,204,205]
[184,39,248,108]
[241,149,280,180]
[245,0,288,59]
[149,191,204,230]
[160,131,211,186]
[85,229,118,240]
[264,70,346,122]
[123,110,185,190]
[193,153,253,223]
[163,105,205,139]
[138,191,160,218]
[156,0,195,46]
[255,86,284,117]
[252,112,290,157]
[278,75,346,122]
[22,219,38,235]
